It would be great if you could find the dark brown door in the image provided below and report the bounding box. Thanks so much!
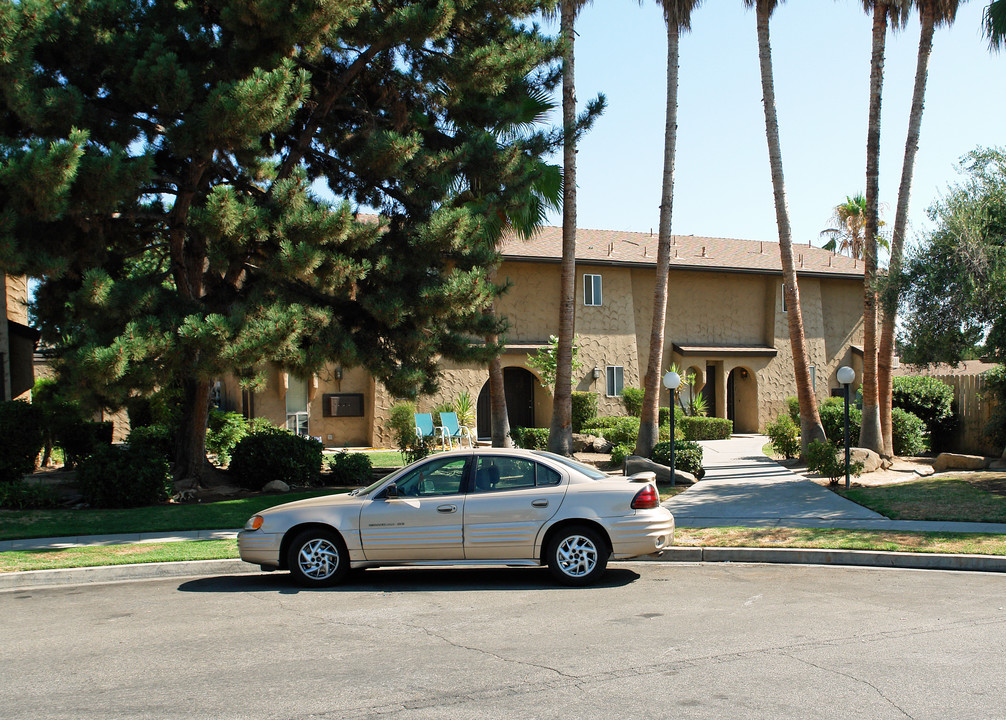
[477,367,535,438]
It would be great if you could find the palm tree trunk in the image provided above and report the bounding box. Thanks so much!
[753,3,825,454]
[635,20,679,458]
[860,3,888,455]
[487,351,512,448]
[549,0,578,456]
[879,2,935,456]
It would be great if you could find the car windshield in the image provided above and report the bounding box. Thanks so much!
[350,476,390,496]
[532,451,609,480]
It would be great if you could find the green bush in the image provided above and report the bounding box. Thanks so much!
[387,402,418,455]
[818,399,862,445]
[679,416,732,441]
[580,415,625,431]
[891,407,927,456]
[229,428,324,490]
[206,410,250,465]
[126,424,174,462]
[892,375,956,450]
[786,396,800,423]
[609,443,632,466]
[651,439,704,480]
[571,391,598,432]
[983,365,1006,450]
[806,439,863,485]
[0,481,64,510]
[621,387,644,417]
[77,444,172,508]
[54,418,113,468]
[509,426,549,450]
[0,400,44,483]
[328,452,374,485]
[597,416,641,446]
[765,415,800,459]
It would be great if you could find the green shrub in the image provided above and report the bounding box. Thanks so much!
[621,387,644,417]
[509,426,549,450]
[388,402,418,455]
[597,416,641,446]
[0,400,44,483]
[206,410,250,465]
[806,439,863,485]
[77,444,172,508]
[891,407,927,456]
[431,401,455,427]
[786,396,800,423]
[765,415,800,459]
[983,365,1006,450]
[580,415,625,431]
[328,452,374,485]
[659,405,684,427]
[892,375,956,450]
[229,428,324,490]
[126,424,174,462]
[818,400,862,445]
[55,418,113,468]
[679,416,732,441]
[0,481,64,510]
[571,391,598,432]
[609,443,632,466]
[651,439,704,479]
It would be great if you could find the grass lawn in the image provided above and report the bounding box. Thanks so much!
[359,450,407,467]
[0,490,346,541]
[1,539,238,573]
[833,475,1006,524]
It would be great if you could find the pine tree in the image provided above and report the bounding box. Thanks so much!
[0,0,560,484]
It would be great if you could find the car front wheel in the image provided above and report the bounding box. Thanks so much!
[547,525,608,586]
[287,529,349,587]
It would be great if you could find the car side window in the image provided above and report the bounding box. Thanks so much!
[394,457,468,497]
[473,457,562,492]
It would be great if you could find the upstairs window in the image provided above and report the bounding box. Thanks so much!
[584,274,603,306]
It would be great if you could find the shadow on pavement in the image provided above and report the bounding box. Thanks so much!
[177,566,640,594]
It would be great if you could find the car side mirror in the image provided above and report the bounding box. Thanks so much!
[384,482,399,499]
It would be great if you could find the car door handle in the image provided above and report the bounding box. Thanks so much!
[531,499,549,508]
[437,504,457,513]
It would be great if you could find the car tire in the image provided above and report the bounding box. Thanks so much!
[286,528,349,588]
[546,525,608,586]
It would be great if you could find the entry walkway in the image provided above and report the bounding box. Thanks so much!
[663,434,1006,534]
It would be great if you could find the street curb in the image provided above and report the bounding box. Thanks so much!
[4,546,1006,591]
[657,546,1006,573]
[0,559,257,591]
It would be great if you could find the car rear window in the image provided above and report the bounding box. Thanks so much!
[532,451,608,480]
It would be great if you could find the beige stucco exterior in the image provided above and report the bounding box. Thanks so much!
[2,273,35,402]
[220,229,865,447]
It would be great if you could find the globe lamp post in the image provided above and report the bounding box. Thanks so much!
[837,365,856,490]
[663,371,681,486]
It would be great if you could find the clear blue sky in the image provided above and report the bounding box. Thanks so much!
[545,1,1004,253]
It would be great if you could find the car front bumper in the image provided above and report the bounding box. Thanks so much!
[237,530,283,568]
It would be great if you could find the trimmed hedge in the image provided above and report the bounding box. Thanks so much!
[77,444,172,508]
[651,439,704,479]
[571,391,598,433]
[0,400,44,484]
[818,399,862,445]
[229,428,324,490]
[891,407,927,456]
[621,387,644,416]
[509,426,549,450]
[679,416,732,441]
[892,375,955,450]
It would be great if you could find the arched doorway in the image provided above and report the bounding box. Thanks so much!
[477,367,536,439]
[727,367,758,433]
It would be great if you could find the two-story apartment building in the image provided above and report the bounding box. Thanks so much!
[1,273,38,402]
[217,223,865,448]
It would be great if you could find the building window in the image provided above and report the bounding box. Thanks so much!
[584,274,602,306]
[810,365,816,392]
[780,283,788,313]
[606,366,624,397]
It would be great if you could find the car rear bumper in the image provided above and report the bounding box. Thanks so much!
[607,508,675,559]
[237,530,283,568]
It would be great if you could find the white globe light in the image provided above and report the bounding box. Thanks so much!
[837,366,856,385]
[663,371,681,390]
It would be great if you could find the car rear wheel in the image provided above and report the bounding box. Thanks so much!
[287,529,349,587]
[547,525,608,586]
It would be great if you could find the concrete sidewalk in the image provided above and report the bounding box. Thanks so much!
[663,434,1006,534]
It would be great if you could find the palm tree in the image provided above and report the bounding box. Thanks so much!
[634,0,704,459]
[744,0,825,454]
[879,0,963,457]
[985,0,1006,48]
[860,0,910,456]
[820,194,869,258]
[548,0,606,455]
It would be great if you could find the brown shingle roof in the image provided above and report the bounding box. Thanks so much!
[501,225,864,279]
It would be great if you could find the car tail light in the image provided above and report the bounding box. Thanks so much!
[631,484,660,510]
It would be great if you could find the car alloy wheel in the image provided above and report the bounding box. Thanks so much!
[287,529,349,587]
[548,525,608,586]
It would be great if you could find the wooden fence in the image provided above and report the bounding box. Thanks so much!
[931,374,1002,457]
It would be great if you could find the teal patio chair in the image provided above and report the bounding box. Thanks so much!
[414,413,445,450]
[438,412,473,450]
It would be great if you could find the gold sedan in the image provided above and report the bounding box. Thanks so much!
[239,448,674,587]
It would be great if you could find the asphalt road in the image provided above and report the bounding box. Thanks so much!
[3,563,1006,720]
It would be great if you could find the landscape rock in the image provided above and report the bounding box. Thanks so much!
[624,455,696,486]
[849,447,884,473]
[262,480,291,493]
[932,453,991,472]
[571,433,595,453]
[989,459,1006,471]
[592,437,613,453]
[914,466,935,477]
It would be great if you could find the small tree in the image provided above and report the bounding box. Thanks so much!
[528,335,584,390]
